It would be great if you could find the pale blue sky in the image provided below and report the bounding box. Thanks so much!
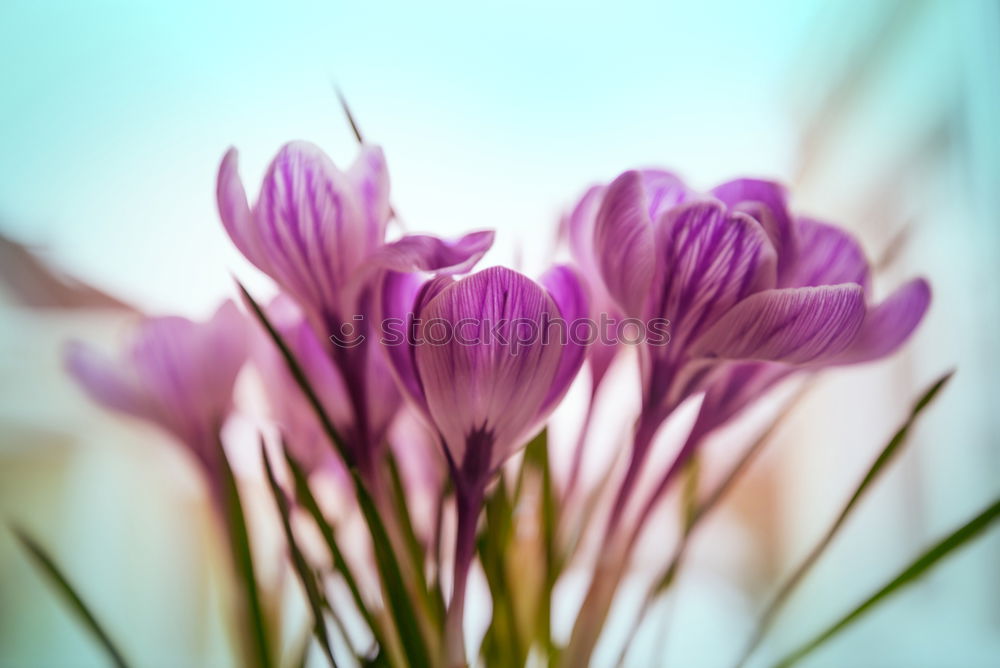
[1,0,823,313]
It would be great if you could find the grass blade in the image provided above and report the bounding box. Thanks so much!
[216,436,273,668]
[385,449,445,630]
[11,527,131,668]
[737,370,954,666]
[282,446,389,664]
[523,429,560,659]
[477,472,523,667]
[261,440,337,667]
[352,470,432,668]
[772,496,1000,668]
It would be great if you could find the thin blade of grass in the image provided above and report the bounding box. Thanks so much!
[216,436,273,668]
[772,496,1000,668]
[351,470,432,668]
[737,370,954,667]
[243,282,412,664]
[523,429,560,659]
[477,471,522,667]
[11,527,131,668]
[282,445,388,663]
[335,86,366,144]
[261,440,337,667]
[385,449,445,629]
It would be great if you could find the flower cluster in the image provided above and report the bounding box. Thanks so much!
[64,139,930,668]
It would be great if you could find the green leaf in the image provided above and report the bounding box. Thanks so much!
[772,496,1000,668]
[737,370,954,666]
[351,470,432,668]
[282,446,388,664]
[216,436,274,668]
[261,440,337,667]
[523,429,559,658]
[385,449,445,630]
[476,472,522,667]
[11,527,131,668]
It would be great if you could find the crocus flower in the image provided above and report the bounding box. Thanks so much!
[64,301,247,510]
[251,294,350,477]
[565,174,929,667]
[382,264,587,665]
[592,172,870,515]
[217,141,493,476]
[562,171,692,497]
[686,208,931,450]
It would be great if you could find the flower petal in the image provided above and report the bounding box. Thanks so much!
[712,179,797,278]
[217,148,268,272]
[64,340,150,420]
[538,265,589,415]
[414,267,564,469]
[690,284,866,364]
[834,278,930,364]
[567,185,605,277]
[594,171,656,316]
[254,141,365,312]
[367,230,494,275]
[652,201,777,347]
[379,272,452,416]
[789,217,870,291]
[347,145,391,252]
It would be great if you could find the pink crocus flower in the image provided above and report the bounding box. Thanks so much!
[217,142,493,477]
[64,301,247,510]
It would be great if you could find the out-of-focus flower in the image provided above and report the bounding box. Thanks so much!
[382,264,587,665]
[217,142,493,473]
[251,294,349,478]
[64,301,247,507]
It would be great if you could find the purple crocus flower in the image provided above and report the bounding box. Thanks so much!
[251,294,351,477]
[562,171,691,497]
[590,171,923,521]
[217,141,493,476]
[565,175,929,667]
[381,264,587,665]
[684,205,931,455]
[64,301,247,510]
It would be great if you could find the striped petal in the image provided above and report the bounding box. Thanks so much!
[413,267,565,469]
[789,217,871,291]
[367,230,494,275]
[690,284,865,364]
[594,171,656,316]
[253,141,365,312]
[652,200,777,348]
[712,178,797,279]
[835,278,931,364]
[538,264,589,415]
[347,145,391,253]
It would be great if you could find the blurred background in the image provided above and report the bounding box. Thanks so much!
[1,0,998,666]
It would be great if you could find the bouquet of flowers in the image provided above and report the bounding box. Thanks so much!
[17,109,998,668]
